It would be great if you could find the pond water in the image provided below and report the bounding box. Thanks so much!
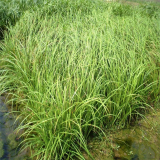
[0,96,29,160]
[84,107,160,160]
[113,126,160,160]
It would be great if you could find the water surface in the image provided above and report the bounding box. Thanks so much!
[0,96,29,160]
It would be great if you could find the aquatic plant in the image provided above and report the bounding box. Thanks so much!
[0,0,160,159]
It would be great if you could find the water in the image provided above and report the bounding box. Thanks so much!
[113,111,160,160]
[84,108,160,160]
[114,132,160,160]
[0,96,29,160]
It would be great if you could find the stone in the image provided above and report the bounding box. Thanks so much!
[8,133,19,151]
[0,141,4,158]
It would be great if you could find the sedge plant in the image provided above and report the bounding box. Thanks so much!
[0,0,160,159]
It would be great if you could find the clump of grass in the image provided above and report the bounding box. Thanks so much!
[112,3,134,16]
[0,0,160,159]
[139,2,160,18]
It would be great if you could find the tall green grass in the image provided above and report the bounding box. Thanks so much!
[0,0,160,159]
[0,0,50,39]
